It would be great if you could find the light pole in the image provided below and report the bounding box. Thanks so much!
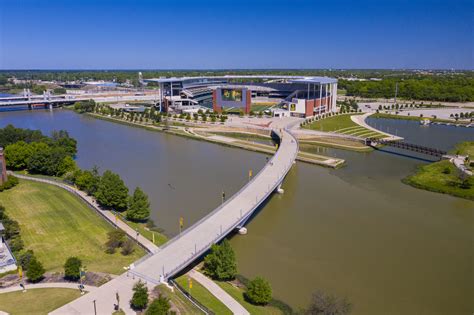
[93,300,97,315]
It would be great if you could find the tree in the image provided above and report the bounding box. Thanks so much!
[126,187,151,222]
[130,280,149,310]
[203,239,237,280]
[57,156,77,177]
[17,249,35,270]
[305,290,352,315]
[4,141,32,169]
[64,257,82,281]
[27,257,45,283]
[95,170,129,211]
[245,277,272,305]
[145,295,171,315]
[75,167,100,195]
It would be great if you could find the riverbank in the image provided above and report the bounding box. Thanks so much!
[86,112,345,168]
[372,112,472,126]
[402,142,473,200]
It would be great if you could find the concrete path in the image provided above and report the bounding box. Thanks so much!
[351,113,404,141]
[10,173,160,254]
[52,128,298,315]
[0,282,97,294]
[189,270,249,315]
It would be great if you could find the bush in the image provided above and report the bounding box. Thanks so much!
[0,175,19,191]
[203,239,237,280]
[305,290,352,315]
[64,257,82,281]
[95,170,129,211]
[121,239,135,256]
[245,277,272,305]
[130,280,149,310]
[105,230,126,254]
[126,187,150,222]
[145,295,171,315]
[27,257,45,283]
[442,167,451,174]
[8,235,24,252]
[17,249,35,270]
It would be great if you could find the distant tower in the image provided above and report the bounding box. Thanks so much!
[138,72,144,85]
[0,148,8,185]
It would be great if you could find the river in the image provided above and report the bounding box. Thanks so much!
[0,109,472,315]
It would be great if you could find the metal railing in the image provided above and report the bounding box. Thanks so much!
[162,128,298,279]
[169,278,215,315]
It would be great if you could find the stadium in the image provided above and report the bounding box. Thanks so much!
[144,75,338,118]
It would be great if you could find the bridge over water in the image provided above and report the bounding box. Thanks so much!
[52,128,298,315]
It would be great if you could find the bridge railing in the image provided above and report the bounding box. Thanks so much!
[160,128,298,280]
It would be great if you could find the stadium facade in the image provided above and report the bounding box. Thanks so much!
[145,75,337,117]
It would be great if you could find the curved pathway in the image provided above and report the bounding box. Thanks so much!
[351,113,403,141]
[52,128,298,314]
[0,282,97,294]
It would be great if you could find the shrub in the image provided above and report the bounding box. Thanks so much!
[64,257,82,281]
[145,295,171,315]
[0,175,19,191]
[305,290,352,315]
[17,249,35,270]
[245,277,272,305]
[130,280,149,310]
[27,257,45,283]
[442,167,451,174]
[121,239,135,256]
[105,230,126,254]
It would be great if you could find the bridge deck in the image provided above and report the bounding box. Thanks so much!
[52,128,298,315]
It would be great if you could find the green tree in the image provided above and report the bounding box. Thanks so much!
[64,257,82,281]
[95,170,129,211]
[145,295,171,315]
[75,168,100,195]
[4,141,32,170]
[17,249,35,270]
[53,87,67,94]
[203,239,237,280]
[57,156,77,177]
[245,277,272,305]
[130,280,149,310]
[127,187,151,222]
[27,257,45,283]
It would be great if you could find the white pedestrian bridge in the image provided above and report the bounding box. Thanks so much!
[52,128,298,315]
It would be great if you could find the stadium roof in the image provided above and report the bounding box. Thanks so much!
[145,75,337,85]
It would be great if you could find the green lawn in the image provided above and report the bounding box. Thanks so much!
[117,215,168,246]
[0,288,82,315]
[0,180,145,274]
[453,141,474,159]
[155,284,204,314]
[251,104,275,112]
[403,160,474,200]
[303,113,386,138]
[175,275,232,314]
[216,281,283,315]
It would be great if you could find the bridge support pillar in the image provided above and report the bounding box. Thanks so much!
[275,184,284,194]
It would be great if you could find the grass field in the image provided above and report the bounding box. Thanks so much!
[0,288,82,315]
[0,180,145,274]
[175,275,232,314]
[251,103,275,112]
[155,284,204,314]
[216,281,283,315]
[403,160,474,200]
[303,113,385,139]
[453,141,474,159]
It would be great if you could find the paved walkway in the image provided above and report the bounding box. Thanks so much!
[189,270,249,315]
[12,173,249,314]
[351,113,404,141]
[52,128,298,315]
[0,282,97,294]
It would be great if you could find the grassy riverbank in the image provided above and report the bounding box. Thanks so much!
[0,288,82,315]
[372,112,471,125]
[403,160,474,200]
[0,179,146,274]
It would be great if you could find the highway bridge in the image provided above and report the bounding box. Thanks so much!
[52,128,299,315]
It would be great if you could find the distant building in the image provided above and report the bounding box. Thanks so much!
[144,75,338,118]
[0,148,8,185]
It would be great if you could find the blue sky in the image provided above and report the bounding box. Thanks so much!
[0,0,472,69]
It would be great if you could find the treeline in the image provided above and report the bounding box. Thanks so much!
[339,76,474,102]
[1,125,77,177]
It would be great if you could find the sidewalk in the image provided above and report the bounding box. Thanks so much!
[189,270,250,315]
[0,282,97,294]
